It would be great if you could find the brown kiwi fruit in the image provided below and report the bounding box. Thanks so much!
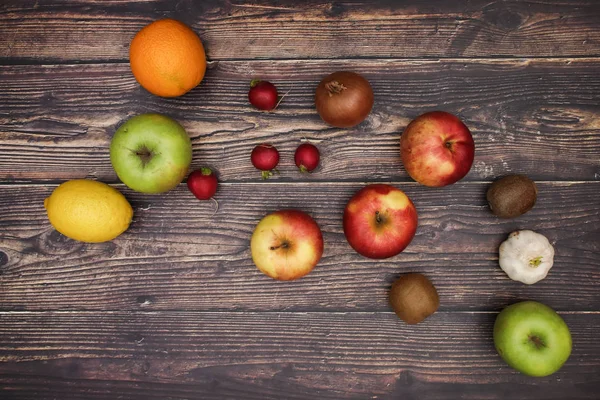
[389,273,439,324]
[487,174,537,218]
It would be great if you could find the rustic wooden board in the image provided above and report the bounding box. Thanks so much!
[0,311,598,399]
[1,182,598,312]
[1,59,600,183]
[1,0,600,62]
[1,1,599,398]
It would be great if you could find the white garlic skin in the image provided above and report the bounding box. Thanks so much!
[498,230,555,285]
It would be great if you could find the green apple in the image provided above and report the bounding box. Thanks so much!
[110,113,192,193]
[494,301,572,377]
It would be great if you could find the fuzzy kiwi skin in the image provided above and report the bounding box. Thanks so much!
[389,273,440,324]
[487,175,537,218]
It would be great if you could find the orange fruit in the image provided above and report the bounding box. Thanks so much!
[129,19,207,97]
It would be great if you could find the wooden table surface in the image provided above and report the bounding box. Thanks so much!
[1,1,599,399]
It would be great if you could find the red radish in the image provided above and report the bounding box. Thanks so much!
[248,80,278,111]
[295,143,320,172]
[187,167,218,200]
[251,143,279,179]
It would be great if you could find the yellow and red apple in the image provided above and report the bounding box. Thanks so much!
[250,209,324,280]
[400,111,475,187]
[343,184,418,259]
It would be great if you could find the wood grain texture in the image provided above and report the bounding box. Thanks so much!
[1,182,598,312]
[0,311,598,399]
[1,1,600,398]
[1,59,599,182]
[1,0,600,62]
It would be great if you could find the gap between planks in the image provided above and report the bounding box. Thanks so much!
[2,56,600,67]
[0,181,598,187]
[0,310,599,315]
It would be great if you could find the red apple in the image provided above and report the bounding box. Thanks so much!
[343,184,418,259]
[251,209,324,280]
[400,111,475,187]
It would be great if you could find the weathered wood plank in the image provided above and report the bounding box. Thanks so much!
[0,2,598,398]
[1,59,599,182]
[0,182,598,311]
[0,311,598,399]
[1,0,600,62]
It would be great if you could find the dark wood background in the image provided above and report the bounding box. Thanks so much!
[1,1,599,399]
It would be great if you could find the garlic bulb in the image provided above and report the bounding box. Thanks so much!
[498,230,555,285]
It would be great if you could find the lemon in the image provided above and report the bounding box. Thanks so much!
[44,179,133,243]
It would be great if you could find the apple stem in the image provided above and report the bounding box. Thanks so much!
[529,334,545,349]
[250,79,261,88]
[375,211,382,224]
[270,242,289,251]
[135,146,153,166]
